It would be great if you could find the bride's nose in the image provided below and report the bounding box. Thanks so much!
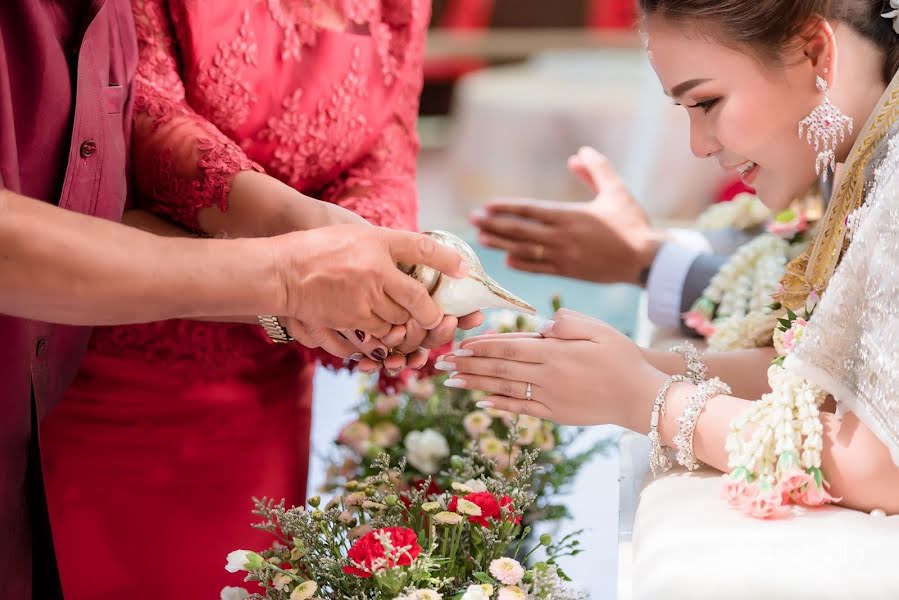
[689,118,724,159]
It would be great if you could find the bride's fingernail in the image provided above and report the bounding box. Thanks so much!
[476,400,494,409]
[355,330,367,342]
[450,349,474,358]
[444,378,466,389]
[458,259,470,277]
[434,361,455,371]
[538,320,555,335]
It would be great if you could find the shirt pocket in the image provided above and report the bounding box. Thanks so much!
[95,85,129,220]
[103,84,126,114]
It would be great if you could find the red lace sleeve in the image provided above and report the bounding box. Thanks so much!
[318,15,426,232]
[131,0,261,231]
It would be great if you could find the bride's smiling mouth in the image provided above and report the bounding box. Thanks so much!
[727,160,759,184]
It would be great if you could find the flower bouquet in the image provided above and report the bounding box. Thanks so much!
[224,450,588,599]
[323,301,610,528]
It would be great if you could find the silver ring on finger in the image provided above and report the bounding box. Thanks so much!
[526,382,533,401]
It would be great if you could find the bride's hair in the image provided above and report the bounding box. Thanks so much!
[638,0,899,83]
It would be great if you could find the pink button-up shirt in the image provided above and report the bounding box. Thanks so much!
[0,1,136,595]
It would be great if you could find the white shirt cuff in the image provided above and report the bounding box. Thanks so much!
[665,228,713,254]
[646,242,703,329]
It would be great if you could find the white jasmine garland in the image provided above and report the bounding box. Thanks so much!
[696,193,770,230]
[724,306,833,516]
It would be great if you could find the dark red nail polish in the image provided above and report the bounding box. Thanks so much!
[355,330,366,342]
[372,348,387,361]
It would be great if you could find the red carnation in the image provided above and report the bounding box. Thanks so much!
[342,527,422,578]
[448,491,519,528]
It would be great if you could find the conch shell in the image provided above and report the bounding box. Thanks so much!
[398,230,536,317]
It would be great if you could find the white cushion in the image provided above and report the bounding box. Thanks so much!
[632,466,899,600]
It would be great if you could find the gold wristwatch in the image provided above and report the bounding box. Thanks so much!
[256,315,295,343]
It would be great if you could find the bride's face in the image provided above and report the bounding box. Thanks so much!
[645,16,821,211]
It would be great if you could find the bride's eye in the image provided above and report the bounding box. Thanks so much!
[687,98,720,114]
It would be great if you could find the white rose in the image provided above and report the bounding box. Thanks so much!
[404,429,450,475]
[220,587,250,600]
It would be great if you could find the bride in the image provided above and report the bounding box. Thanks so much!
[439,0,899,515]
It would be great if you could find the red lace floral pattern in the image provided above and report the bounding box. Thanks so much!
[88,0,428,376]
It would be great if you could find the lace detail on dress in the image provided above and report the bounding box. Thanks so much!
[786,129,899,465]
[260,46,372,187]
[131,0,260,230]
[192,10,259,135]
[265,0,318,62]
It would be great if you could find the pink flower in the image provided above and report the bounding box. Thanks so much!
[774,467,814,504]
[767,210,809,238]
[721,475,758,509]
[338,421,372,455]
[780,318,808,354]
[374,394,401,415]
[799,482,842,507]
[743,488,791,519]
[684,311,716,337]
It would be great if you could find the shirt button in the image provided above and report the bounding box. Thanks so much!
[35,339,48,357]
[79,140,98,158]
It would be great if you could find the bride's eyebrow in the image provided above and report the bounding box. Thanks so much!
[666,78,713,98]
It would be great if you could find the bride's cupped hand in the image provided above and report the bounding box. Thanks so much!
[438,309,666,428]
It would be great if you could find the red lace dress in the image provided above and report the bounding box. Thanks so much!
[41,1,427,598]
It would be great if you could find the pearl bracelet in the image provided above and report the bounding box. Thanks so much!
[670,341,708,385]
[649,374,691,476]
[673,377,732,471]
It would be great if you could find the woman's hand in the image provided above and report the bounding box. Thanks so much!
[351,311,485,375]
[470,147,662,285]
[437,309,667,428]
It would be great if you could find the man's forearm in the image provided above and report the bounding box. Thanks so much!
[0,190,285,325]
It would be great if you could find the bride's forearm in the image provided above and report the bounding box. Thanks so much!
[642,346,775,400]
[196,170,368,238]
[657,383,899,514]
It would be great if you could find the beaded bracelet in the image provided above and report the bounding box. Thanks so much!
[673,377,732,471]
[670,341,708,385]
[649,374,691,476]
